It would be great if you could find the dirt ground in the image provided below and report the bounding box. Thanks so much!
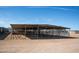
[0,38,79,53]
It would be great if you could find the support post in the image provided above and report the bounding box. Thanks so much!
[37,25,40,39]
[11,28,13,40]
[24,25,27,39]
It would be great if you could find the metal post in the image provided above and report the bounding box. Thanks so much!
[37,25,40,39]
[37,25,38,39]
[25,25,26,39]
[11,28,13,40]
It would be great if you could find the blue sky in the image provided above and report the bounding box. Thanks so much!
[0,6,79,30]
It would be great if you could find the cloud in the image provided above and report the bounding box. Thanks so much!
[26,6,48,8]
[0,18,19,27]
[51,7,74,11]
[27,6,75,11]
[26,6,74,11]
[0,20,9,27]
[0,17,59,27]
[0,20,5,24]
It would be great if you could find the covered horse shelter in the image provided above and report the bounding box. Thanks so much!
[10,24,70,39]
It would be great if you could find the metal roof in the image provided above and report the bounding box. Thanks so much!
[10,24,70,29]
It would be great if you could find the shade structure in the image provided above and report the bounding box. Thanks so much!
[10,24,70,39]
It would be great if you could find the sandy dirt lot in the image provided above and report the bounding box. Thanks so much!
[0,38,79,53]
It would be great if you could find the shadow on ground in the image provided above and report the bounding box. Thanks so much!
[0,32,77,40]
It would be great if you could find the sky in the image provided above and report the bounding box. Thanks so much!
[0,6,79,30]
